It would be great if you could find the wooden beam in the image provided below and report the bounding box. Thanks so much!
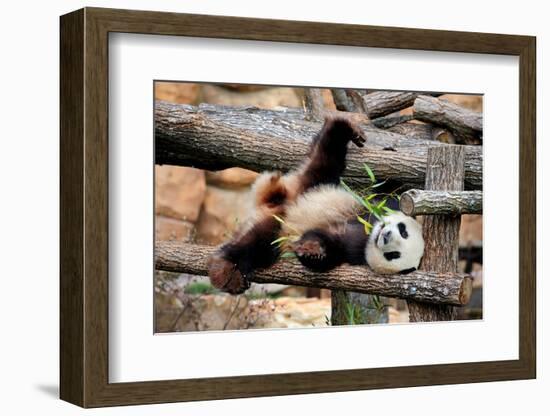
[407,146,466,321]
[154,101,483,190]
[303,88,325,121]
[413,95,482,144]
[155,242,473,306]
[400,190,482,216]
[361,91,419,118]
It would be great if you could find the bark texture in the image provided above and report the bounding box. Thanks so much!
[407,146,466,321]
[155,242,473,306]
[400,190,482,216]
[372,114,414,129]
[303,88,325,121]
[155,101,482,190]
[330,88,358,112]
[388,122,436,142]
[413,95,482,144]
[362,91,419,118]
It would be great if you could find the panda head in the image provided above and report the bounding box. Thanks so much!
[365,211,424,274]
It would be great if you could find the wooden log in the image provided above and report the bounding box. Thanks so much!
[330,88,358,113]
[431,126,457,144]
[362,91,418,118]
[155,242,473,306]
[345,90,370,115]
[317,91,388,325]
[413,95,482,144]
[388,122,435,142]
[155,101,482,190]
[400,190,483,216]
[303,88,325,121]
[333,90,442,119]
[407,146,466,322]
[386,122,457,144]
[371,114,414,129]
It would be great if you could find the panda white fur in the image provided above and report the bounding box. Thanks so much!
[208,117,424,294]
[365,211,424,274]
[284,185,424,274]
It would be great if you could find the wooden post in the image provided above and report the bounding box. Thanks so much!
[407,146,466,322]
[331,291,388,325]
[303,88,325,121]
[327,91,390,327]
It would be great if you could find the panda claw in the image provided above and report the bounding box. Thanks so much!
[291,239,326,260]
[207,254,249,295]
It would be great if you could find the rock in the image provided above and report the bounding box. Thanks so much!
[388,306,409,323]
[155,291,184,332]
[280,286,308,298]
[321,89,337,109]
[205,168,259,189]
[247,282,289,296]
[155,292,333,332]
[155,166,206,222]
[263,297,331,328]
[459,214,483,246]
[155,82,200,104]
[195,185,253,245]
[470,263,483,289]
[439,94,483,112]
[155,215,194,241]
[201,84,302,109]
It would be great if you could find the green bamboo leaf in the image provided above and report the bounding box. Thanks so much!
[376,199,387,209]
[272,214,286,224]
[357,215,373,234]
[341,180,369,209]
[364,163,376,183]
[370,180,387,189]
[365,193,377,201]
[271,236,289,245]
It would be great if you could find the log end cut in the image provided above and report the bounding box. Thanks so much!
[459,276,474,305]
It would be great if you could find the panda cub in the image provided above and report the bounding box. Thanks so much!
[289,197,424,276]
[207,117,424,294]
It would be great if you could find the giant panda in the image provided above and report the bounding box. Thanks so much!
[207,117,425,294]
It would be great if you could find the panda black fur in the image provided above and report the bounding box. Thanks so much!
[286,190,424,275]
[207,117,424,294]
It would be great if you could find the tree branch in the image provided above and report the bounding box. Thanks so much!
[400,190,482,216]
[154,101,482,190]
[155,242,473,306]
[361,91,419,118]
[413,95,482,144]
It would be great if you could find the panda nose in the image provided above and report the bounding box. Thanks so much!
[383,230,392,245]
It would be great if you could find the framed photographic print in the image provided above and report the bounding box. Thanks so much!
[60,7,536,408]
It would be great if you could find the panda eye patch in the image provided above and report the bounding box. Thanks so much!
[398,222,408,239]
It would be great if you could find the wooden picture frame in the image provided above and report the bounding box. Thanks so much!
[60,7,536,408]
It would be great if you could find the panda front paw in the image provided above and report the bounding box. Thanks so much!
[292,238,327,260]
[207,254,250,295]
